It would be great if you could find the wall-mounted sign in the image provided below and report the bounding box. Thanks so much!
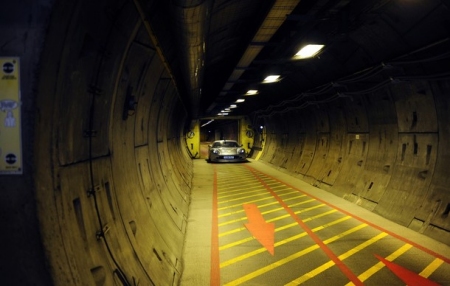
[0,57,22,174]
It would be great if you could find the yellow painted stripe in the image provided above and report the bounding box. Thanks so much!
[345,243,413,285]
[221,232,309,267]
[219,209,338,238]
[322,223,367,244]
[294,203,326,214]
[219,201,279,218]
[286,232,388,285]
[339,232,388,260]
[218,217,247,227]
[217,178,258,186]
[219,194,305,217]
[219,236,255,251]
[288,198,316,207]
[217,180,270,189]
[302,214,349,231]
[419,258,444,278]
[265,204,326,224]
[219,227,247,237]
[218,196,276,211]
[218,203,325,227]
[218,184,264,193]
[217,188,266,199]
[217,184,291,196]
[286,261,336,286]
[223,223,368,285]
[282,194,307,201]
[224,244,322,285]
[219,212,351,255]
[217,193,272,205]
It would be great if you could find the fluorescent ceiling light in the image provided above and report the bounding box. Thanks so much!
[229,104,237,108]
[201,119,214,127]
[245,89,258,95]
[263,75,280,83]
[295,44,324,59]
[236,98,245,103]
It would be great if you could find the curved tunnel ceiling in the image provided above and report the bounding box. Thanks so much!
[147,0,450,118]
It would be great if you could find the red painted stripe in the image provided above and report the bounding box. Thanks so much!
[375,254,440,286]
[246,165,364,286]
[247,165,450,265]
[210,166,220,286]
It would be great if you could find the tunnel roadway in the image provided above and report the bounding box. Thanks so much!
[181,159,450,286]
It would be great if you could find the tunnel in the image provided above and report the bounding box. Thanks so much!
[1,0,450,285]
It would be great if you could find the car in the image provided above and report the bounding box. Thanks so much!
[208,140,247,163]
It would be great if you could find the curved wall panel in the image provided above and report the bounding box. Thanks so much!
[34,1,191,285]
[259,79,450,245]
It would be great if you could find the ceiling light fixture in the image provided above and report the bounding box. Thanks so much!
[263,75,280,83]
[201,119,214,127]
[229,104,237,108]
[295,44,324,59]
[235,98,245,103]
[245,89,258,96]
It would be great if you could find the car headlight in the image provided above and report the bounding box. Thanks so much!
[238,148,246,154]
[213,149,219,154]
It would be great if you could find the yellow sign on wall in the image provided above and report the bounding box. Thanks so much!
[0,58,22,174]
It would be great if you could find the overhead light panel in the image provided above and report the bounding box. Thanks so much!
[229,104,237,108]
[245,89,258,96]
[295,44,324,59]
[236,98,245,103]
[263,75,280,83]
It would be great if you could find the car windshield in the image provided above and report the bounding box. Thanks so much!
[212,141,239,148]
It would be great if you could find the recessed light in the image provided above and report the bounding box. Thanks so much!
[263,75,280,83]
[245,89,258,95]
[295,44,324,59]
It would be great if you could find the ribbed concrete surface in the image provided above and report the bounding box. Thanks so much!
[182,159,450,285]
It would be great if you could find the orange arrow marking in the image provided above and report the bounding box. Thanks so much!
[243,203,275,255]
[374,254,440,286]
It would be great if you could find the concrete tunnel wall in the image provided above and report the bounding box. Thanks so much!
[32,1,192,285]
[2,0,450,285]
[253,80,450,246]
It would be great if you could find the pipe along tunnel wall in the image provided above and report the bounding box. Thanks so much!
[3,0,449,285]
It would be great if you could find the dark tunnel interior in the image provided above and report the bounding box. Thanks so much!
[1,0,450,285]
